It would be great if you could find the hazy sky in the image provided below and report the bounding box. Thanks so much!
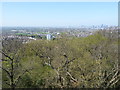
[2,2,118,27]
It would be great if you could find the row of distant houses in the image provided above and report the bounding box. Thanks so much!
[3,33,54,41]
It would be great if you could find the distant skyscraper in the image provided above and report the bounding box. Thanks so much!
[46,34,51,40]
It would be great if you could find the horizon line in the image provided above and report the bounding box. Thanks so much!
[1,25,118,27]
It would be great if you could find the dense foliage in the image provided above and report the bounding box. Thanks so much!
[2,30,119,88]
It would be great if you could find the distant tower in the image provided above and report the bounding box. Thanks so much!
[46,34,51,40]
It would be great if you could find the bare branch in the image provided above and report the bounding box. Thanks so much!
[0,66,11,78]
[62,58,76,69]
[1,58,8,61]
[66,72,78,82]
[15,68,33,86]
[106,71,120,87]
[4,81,11,86]
[0,50,14,61]
[110,79,119,87]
